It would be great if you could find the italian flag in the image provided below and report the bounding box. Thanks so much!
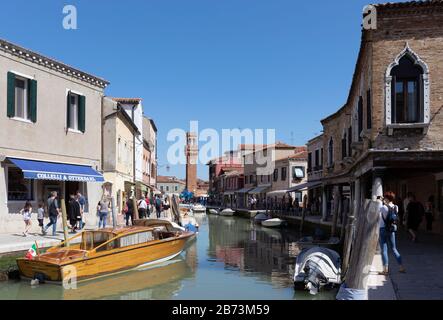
[25,244,38,260]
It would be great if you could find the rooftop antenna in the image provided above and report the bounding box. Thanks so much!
[290,131,295,146]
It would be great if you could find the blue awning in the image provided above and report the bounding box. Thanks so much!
[8,158,104,183]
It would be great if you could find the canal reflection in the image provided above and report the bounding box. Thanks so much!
[208,216,300,289]
[0,215,335,300]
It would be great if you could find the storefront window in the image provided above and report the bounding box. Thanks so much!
[8,167,34,201]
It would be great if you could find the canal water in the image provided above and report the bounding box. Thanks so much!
[0,215,336,300]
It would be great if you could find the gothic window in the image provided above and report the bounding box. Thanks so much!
[367,90,372,129]
[341,132,347,160]
[386,44,430,126]
[391,56,423,124]
[358,96,363,140]
[328,138,334,167]
[347,126,352,157]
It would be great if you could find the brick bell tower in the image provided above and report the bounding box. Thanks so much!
[185,132,198,193]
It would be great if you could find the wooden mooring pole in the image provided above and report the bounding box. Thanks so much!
[331,186,340,237]
[338,199,381,299]
[60,199,70,247]
[111,196,117,228]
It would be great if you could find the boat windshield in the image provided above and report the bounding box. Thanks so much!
[81,231,115,251]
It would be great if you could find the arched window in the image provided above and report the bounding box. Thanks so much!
[358,96,363,140]
[328,138,334,167]
[391,56,423,123]
[386,44,430,126]
[341,131,347,160]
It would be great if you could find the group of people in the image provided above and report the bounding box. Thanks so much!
[121,194,170,227]
[20,191,86,237]
[377,191,435,276]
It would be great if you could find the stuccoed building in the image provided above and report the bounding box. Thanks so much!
[157,176,186,196]
[0,38,108,233]
[112,98,146,198]
[102,97,140,214]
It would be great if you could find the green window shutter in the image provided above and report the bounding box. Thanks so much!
[28,79,37,123]
[7,72,15,118]
[67,91,71,129]
[78,95,86,133]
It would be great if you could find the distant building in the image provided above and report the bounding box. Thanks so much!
[157,176,186,196]
[242,143,303,209]
[267,148,308,209]
[142,116,157,194]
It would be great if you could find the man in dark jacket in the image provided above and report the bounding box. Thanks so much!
[68,194,81,233]
[407,194,425,242]
[126,197,134,226]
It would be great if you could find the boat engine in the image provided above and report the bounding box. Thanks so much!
[293,247,342,295]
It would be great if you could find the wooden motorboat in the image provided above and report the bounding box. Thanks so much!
[261,218,286,228]
[17,220,196,283]
[220,209,235,216]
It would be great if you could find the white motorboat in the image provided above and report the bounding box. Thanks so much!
[293,247,342,295]
[254,212,270,223]
[220,208,235,216]
[261,218,286,228]
[192,204,207,214]
[209,209,219,215]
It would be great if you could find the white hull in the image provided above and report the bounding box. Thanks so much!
[220,209,235,217]
[220,212,235,217]
[262,219,285,228]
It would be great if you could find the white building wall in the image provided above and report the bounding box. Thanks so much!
[121,103,144,183]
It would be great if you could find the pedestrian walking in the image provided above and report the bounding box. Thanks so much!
[125,196,135,226]
[406,194,425,242]
[43,191,60,236]
[68,194,81,233]
[145,194,151,218]
[137,197,148,219]
[378,191,406,275]
[37,202,45,230]
[155,196,162,219]
[403,192,413,228]
[425,195,435,232]
[77,191,86,229]
[97,196,111,229]
[20,201,33,237]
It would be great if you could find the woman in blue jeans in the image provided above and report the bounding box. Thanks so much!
[97,197,110,229]
[379,191,406,275]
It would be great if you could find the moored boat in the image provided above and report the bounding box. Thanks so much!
[220,208,235,216]
[254,212,270,224]
[261,218,286,228]
[191,204,207,214]
[17,220,196,284]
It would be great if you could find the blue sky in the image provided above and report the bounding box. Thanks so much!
[0,0,401,180]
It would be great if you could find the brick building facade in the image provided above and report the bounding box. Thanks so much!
[316,1,443,236]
